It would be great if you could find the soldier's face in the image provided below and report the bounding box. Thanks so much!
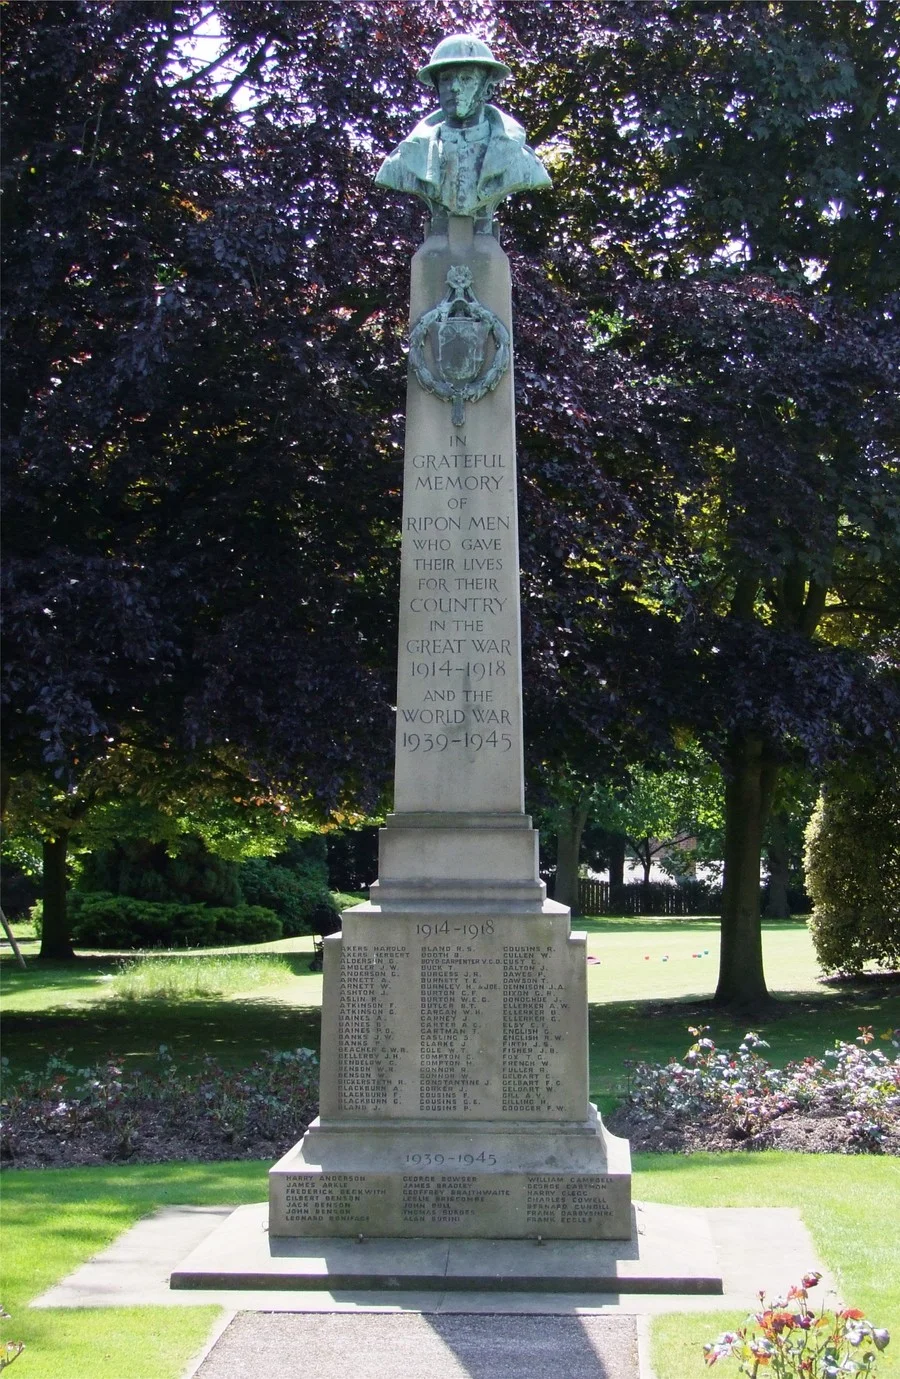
[437,65,491,124]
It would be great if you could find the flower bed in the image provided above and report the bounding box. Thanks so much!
[3,1028,898,1168]
[0,1047,318,1169]
[607,1027,900,1155]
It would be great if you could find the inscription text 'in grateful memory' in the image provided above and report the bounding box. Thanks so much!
[400,434,518,762]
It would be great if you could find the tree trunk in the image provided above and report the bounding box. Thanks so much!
[715,734,777,1010]
[608,834,626,890]
[40,833,75,960]
[763,810,792,918]
[555,798,591,915]
[637,840,652,889]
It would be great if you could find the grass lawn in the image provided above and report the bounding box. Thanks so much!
[2,918,898,1377]
[4,919,897,1104]
[581,916,900,1101]
[0,942,324,1072]
[641,1153,900,1379]
[0,1155,897,1379]
[0,1162,264,1379]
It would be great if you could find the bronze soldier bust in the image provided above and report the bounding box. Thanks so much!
[375,34,551,234]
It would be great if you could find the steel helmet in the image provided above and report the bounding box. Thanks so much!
[417,34,512,89]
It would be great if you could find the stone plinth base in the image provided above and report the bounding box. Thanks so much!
[269,1112,631,1240]
[172,1200,721,1294]
[283,893,633,1241]
[371,814,547,908]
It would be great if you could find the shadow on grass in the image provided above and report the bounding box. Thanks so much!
[0,958,124,994]
[578,915,721,934]
[6,958,897,1095]
[1,997,322,1075]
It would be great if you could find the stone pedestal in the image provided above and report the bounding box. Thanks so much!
[269,217,631,1241]
[270,904,631,1239]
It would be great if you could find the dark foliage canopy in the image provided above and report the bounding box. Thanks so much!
[3,0,898,837]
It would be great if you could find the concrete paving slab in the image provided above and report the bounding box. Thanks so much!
[31,1200,836,1317]
[444,1202,720,1293]
[28,1201,836,1379]
[189,1312,641,1379]
[170,1201,722,1294]
[32,1206,235,1310]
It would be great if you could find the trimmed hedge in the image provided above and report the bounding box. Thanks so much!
[806,769,900,974]
[68,893,282,949]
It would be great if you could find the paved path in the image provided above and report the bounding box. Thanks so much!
[30,1202,835,1379]
[192,1312,641,1379]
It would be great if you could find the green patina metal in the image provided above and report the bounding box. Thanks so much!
[375,33,551,234]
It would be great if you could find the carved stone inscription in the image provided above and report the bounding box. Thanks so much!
[282,1174,385,1226]
[337,923,585,1121]
[339,943,409,1112]
[394,407,523,814]
[402,1174,512,1226]
[419,944,500,1114]
[525,1175,615,1226]
[273,1168,629,1237]
[502,945,570,1113]
[401,441,515,756]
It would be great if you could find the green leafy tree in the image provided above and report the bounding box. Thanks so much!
[505,1,900,1006]
[4,1,898,1012]
[615,755,723,889]
[1,742,316,957]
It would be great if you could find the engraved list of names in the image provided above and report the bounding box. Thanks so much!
[338,927,583,1121]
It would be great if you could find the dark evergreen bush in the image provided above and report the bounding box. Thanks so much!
[78,836,243,906]
[70,894,281,949]
[74,832,334,942]
[326,827,379,891]
[238,836,332,937]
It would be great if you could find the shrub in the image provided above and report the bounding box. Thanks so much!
[326,826,380,891]
[0,858,39,920]
[238,860,322,936]
[239,838,333,937]
[209,904,282,945]
[69,895,281,949]
[308,898,342,937]
[27,899,43,937]
[621,1026,900,1152]
[805,766,900,974]
[78,835,244,907]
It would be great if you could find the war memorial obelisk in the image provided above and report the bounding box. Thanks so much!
[270,34,632,1241]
